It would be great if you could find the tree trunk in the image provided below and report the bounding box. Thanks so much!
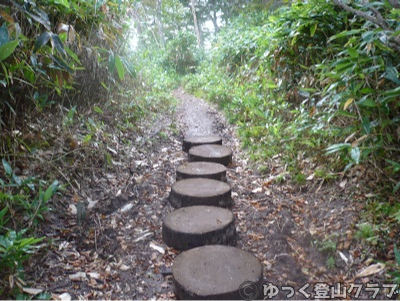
[210,11,219,33]
[156,0,165,47]
[190,0,202,48]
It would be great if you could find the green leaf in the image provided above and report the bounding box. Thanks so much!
[386,159,400,173]
[361,116,371,135]
[54,0,70,8]
[121,57,136,78]
[33,32,51,53]
[393,182,400,194]
[0,27,9,46]
[0,207,9,227]
[357,98,377,107]
[2,159,12,175]
[0,40,19,62]
[108,53,115,73]
[51,55,73,73]
[347,47,359,59]
[43,180,58,203]
[337,110,357,118]
[383,86,400,97]
[35,292,52,300]
[326,143,351,154]
[51,34,66,58]
[67,105,76,121]
[65,46,81,64]
[25,7,51,30]
[266,83,278,89]
[329,29,363,41]
[361,31,375,43]
[115,55,124,80]
[335,61,355,73]
[93,106,103,114]
[384,66,400,85]
[83,134,92,143]
[350,147,360,164]
[12,174,21,185]
[394,245,400,265]
[310,23,317,37]
[100,82,109,91]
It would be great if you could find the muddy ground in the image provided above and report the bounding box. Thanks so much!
[22,88,392,300]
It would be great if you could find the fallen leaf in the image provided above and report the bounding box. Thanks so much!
[252,187,263,194]
[87,197,98,209]
[150,242,165,254]
[355,263,385,278]
[22,287,43,295]
[134,232,153,242]
[338,251,348,264]
[58,292,72,301]
[68,204,77,215]
[88,272,101,279]
[69,272,87,282]
[121,203,134,212]
[120,264,130,271]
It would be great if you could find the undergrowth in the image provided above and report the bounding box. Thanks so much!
[0,0,178,298]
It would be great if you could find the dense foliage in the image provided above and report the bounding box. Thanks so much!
[185,0,400,193]
[0,0,180,298]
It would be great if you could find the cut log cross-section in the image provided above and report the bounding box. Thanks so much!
[173,245,263,300]
[176,162,227,182]
[162,206,236,251]
[169,178,232,208]
[183,135,222,152]
[189,144,232,166]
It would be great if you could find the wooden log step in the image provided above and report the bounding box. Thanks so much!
[162,206,236,251]
[183,135,222,152]
[169,178,232,208]
[173,245,263,300]
[176,162,227,182]
[188,144,232,166]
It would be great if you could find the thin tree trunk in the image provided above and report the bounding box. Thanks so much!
[156,0,165,47]
[210,11,219,33]
[190,0,201,47]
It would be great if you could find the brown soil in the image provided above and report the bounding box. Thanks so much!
[20,88,391,300]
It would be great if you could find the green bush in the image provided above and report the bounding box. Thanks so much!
[1,158,58,298]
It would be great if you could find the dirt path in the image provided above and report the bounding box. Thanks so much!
[24,88,386,300]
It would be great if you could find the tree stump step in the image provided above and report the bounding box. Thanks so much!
[183,135,222,152]
[162,206,236,251]
[169,178,232,208]
[176,162,227,182]
[189,144,232,166]
[173,245,263,300]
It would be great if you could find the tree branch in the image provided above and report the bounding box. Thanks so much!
[332,0,391,31]
[332,0,400,51]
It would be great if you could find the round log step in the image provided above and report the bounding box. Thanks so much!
[183,135,222,152]
[189,144,232,166]
[169,178,232,208]
[162,206,236,251]
[176,162,227,182]
[173,245,263,300]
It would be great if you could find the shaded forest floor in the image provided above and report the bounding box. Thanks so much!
[21,88,394,300]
